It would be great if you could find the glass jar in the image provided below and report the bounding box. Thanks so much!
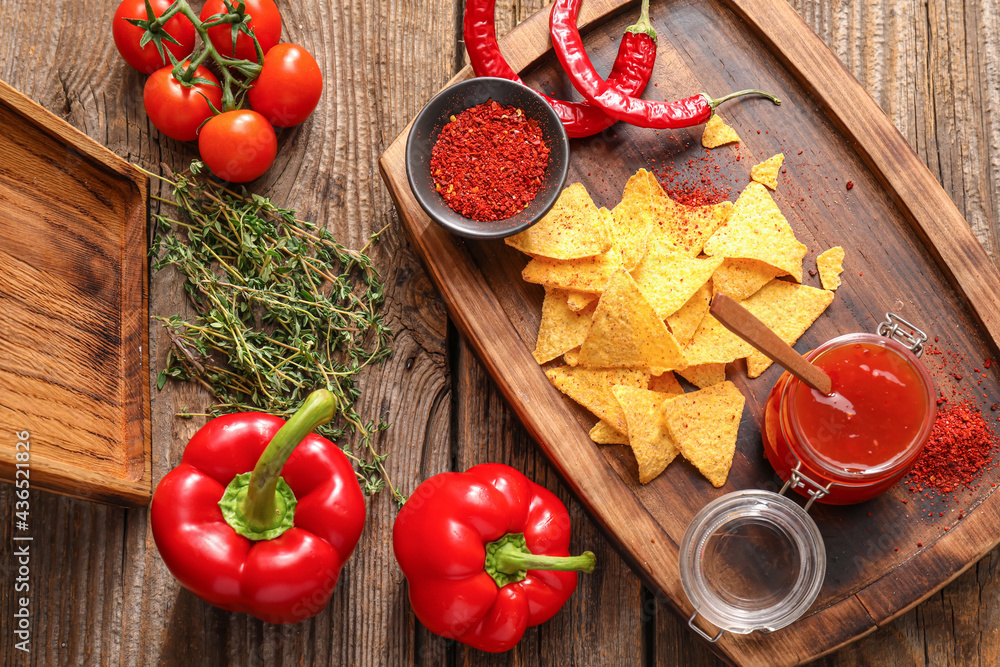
[761,316,935,506]
[680,490,826,639]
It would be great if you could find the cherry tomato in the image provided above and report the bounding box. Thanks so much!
[201,0,282,62]
[247,44,323,127]
[198,110,277,183]
[113,0,196,74]
[143,64,223,142]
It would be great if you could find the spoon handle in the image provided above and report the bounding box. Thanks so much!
[710,293,833,395]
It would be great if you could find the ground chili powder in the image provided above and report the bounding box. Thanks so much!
[906,401,998,496]
[430,100,550,222]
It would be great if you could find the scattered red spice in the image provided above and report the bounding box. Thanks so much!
[846,181,854,190]
[906,401,998,496]
[430,100,550,222]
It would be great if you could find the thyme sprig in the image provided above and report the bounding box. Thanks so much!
[144,161,404,505]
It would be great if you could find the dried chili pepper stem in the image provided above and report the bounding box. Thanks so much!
[705,89,782,110]
[624,0,656,39]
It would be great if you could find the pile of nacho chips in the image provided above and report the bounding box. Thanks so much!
[507,167,845,487]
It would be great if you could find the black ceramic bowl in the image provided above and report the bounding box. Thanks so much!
[405,77,570,239]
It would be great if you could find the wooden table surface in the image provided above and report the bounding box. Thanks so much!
[2,0,999,665]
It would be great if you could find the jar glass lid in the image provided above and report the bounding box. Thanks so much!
[679,490,825,636]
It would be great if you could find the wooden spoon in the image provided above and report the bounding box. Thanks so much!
[709,293,833,395]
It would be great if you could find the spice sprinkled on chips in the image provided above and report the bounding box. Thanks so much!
[532,288,597,364]
[577,271,686,370]
[590,420,629,445]
[613,386,682,483]
[630,237,723,320]
[701,114,741,148]
[661,381,745,487]
[546,366,649,434]
[506,183,611,259]
[711,258,783,301]
[817,246,846,291]
[750,153,785,190]
[703,182,807,282]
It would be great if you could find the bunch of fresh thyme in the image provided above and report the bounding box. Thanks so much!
[144,161,404,504]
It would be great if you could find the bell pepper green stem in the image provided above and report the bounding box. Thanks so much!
[484,533,596,588]
[241,389,335,532]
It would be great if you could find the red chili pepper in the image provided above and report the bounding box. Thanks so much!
[549,0,780,128]
[464,0,657,138]
[151,390,365,624]
[392,463,596,652]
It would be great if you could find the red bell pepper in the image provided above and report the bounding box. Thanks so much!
[151,389,365,624]
[392,463,596,652]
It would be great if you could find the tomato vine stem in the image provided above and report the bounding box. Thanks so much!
[139,0,263,111]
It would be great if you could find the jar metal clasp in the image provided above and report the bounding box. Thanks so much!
[877,312,928,357]
[687,611,724,643]
[778,462,834,511]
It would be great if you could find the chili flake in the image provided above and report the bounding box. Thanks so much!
[430,100,550,222]
[906,401,998,496]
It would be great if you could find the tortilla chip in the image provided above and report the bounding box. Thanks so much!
[712,258,784,301]
[613,386,682,483]
[750,153,785,190]
[631,236,723,319]
[649,371,683,394]
[546,366,649,434]
[743,280,835,377]
[505,183,611,259]
[532,288,598,364]
[682,313,756,366]
[564,347,580,366]
[661,381,745,487]
[678,363,726,389]
[702,114,741,148]
[566,291,599,312]
[577,271,686,370]
[703,182,807,282]
[817,247,845,291]
[610,172,657,270]
[648,185,733,257]
[667,282,713,348]
[590,420,628,445]
[522,251,622,292]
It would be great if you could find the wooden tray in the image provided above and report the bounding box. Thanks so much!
[379,1,1000,664]
[0,80,151,506]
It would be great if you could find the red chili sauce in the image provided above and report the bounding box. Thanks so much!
[762,335,935,505]
[794,342,930,473]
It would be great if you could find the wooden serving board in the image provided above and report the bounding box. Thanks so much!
[0,80,151,506]
[379,1,1000,664]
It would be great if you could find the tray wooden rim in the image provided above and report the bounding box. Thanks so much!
[0,78,152,507]
[379,1,1000,663]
